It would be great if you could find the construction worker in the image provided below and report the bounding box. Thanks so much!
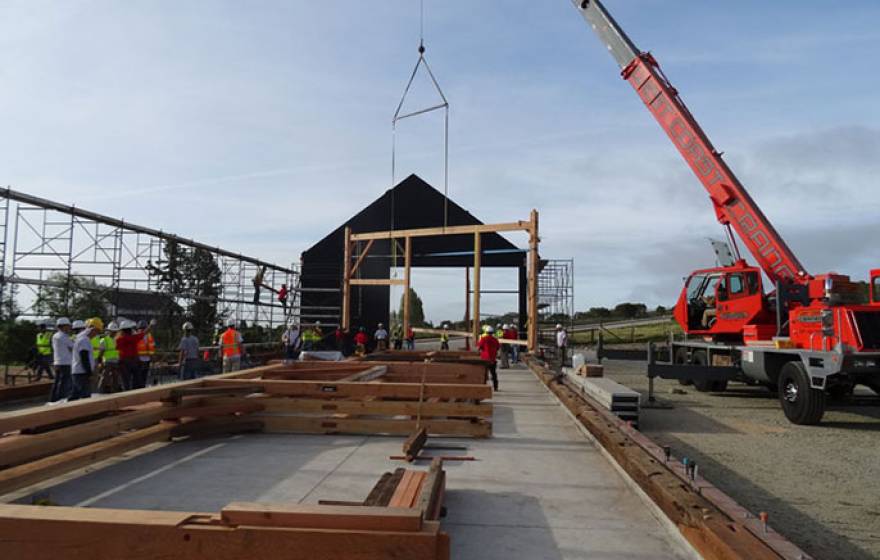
[220,319,243,373]
[353,327,369,356]
[281,321,301,363]
[506,323,520,363]
[374,323,389,352]
[70,317,102,401]
[556,323,569,372]
[392,323,403,350]
[252,266,266,304]
[70,319,85,339]
[477,325,500,391]
[49,317,74,402]
[405,325,415,350]
[135,320,156,389]
[87,319,105,393]
[311,321,324,351]
[115,319,152,391]
[497,324,510,369]
[34,321,54,381]
[177,322,201,380]
[97,321,120,393]
[277,283,289,312]
[440,324,450,351]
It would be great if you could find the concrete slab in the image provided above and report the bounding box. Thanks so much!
[12,364,697,559]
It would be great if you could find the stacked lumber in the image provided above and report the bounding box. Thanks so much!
[563,370,640,427]
[0,459,450,560]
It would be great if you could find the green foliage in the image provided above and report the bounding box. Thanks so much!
[0,320,39,364]
[34,274,108,320]
[398,288,426,327]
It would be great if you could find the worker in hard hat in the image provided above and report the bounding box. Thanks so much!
[178,322,201,380]
[353,327,369,356]
[555,323,569,372]
[70,318,103,401]
[440,324,450,351]
[374,323,389,352]
[115,318,153,391]
[477,325,500,391]
[49,317,74,402]
[96,321,120,393]
[219,319,244,373]
[134,320,156,389]
[497,324,510,369]
[506,323,520,363]
[281,321,301,364]
[70,319,85,338]
[34,321,55,381]
[392,323,403,350]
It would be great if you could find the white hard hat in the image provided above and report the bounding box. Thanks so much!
[71,320,85,330]
[56,317,71,327]
[556,323,563,329]
[182,321,194,330]
[107,321,119,332]
[119,319,136,330]
[502,324,509,329]
[315,320,321,325]
[483,325,492,333]
[378,323,384,327]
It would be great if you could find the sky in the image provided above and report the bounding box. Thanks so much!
[1,0,879,323]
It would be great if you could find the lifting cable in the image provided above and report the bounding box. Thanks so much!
[391,0,451,271]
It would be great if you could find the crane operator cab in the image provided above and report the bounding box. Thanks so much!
[674,265,766,337]
[872,269,880,305]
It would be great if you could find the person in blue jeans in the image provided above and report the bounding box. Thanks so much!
[177,322,201,380]
[50,317,74,402]
[70,318,102,401]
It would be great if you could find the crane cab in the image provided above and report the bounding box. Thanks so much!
[872,269,880,305]
[674,264,768,339]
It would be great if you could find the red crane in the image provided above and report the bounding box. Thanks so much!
[572,0,880,424]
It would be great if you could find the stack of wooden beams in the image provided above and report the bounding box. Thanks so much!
[202,360,493,438]
[0,458,450,559]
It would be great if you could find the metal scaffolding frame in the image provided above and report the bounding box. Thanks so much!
[537,258,575,329]
[0,187,337,331]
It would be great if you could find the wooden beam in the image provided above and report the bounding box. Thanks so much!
[472,231,481,343]
[258,416,492,438]
[220,503,423,532]
[415,459,445,520]
[464,267,471,350]
[350,220,531,241]
[349,238,374,277]
[364,469,405,507]
[0,404,169,468]
[342,226,352,331]
[403,235,412,337]
[338,366,388,383]
[350,278,406,286]
[203,397,492,419]
[528,208,539,353]
[204,379,492,400]
[389,470,427,508]
[0,422,180,495]
[0,504,450,560]
[402,427,428,461]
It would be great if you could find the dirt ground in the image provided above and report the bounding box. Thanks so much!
[593,357,880,560]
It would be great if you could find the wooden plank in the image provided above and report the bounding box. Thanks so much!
[164,402,265,420]
[167,385,263,401]
[258,416,491,438]
[364,468,405,507]
[350,220,531,241]
[403,427,428,461]
[204,397,492,419]
[403,235,412,335]
[0,404,168,468]
[0,381,51,403]
[0,422,179,495]
[205,379,492,401]
[342,226,352,330]
[220,503,422,532]
[473,231,481,342]
[389,471,426,509]
[350,278,406,286]
[338,366,388,383]
[0,504,449,560]
[349,238,374,276]
[415,459,445,520]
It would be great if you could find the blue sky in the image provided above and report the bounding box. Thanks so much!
[2,1,879,322]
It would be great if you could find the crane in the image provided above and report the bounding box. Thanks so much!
[570,0,880,424]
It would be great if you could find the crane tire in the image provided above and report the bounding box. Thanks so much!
[778,361,825,425]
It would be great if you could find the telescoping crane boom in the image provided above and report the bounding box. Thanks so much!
[570,0,880,424]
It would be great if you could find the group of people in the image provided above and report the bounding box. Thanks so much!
[476,323,521,391]
[41,317,157,403]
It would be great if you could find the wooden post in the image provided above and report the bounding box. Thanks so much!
[472,232,481,343]
[528,210,539,353]
[342,227,352,331]
[403,236,412,336]
[464,267,471,351]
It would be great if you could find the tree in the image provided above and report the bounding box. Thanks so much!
[34,274,108,320]
[398,288,425,327]
[655,305,668,315]
[186,248,223,342]
[613,302,647,319]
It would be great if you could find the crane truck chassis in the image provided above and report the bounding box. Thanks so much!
[572,0,880,424]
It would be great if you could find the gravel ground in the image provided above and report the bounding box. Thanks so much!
[594,356,880,560]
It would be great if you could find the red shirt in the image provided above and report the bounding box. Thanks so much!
[354,332,368,345]
[116,331,146,360]
[477,334,500,361]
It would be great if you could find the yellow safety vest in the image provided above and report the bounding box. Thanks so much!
[36,332,52,356]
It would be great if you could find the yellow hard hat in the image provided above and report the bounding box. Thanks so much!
[85,317,104,331]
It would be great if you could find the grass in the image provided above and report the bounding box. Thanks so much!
[569,320,682,345]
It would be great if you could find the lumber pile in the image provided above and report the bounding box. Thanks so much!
[563,369,640,427]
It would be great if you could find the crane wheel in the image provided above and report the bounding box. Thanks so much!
[690,350,728,392]
[778,361,825,425]
[674,347,693,386]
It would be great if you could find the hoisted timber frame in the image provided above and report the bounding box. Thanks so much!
[342,211,540,352]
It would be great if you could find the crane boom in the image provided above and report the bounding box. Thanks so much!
[572,0,809,285]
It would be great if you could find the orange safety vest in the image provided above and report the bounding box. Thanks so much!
[220,328,241,358]
[136,333,155,357]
